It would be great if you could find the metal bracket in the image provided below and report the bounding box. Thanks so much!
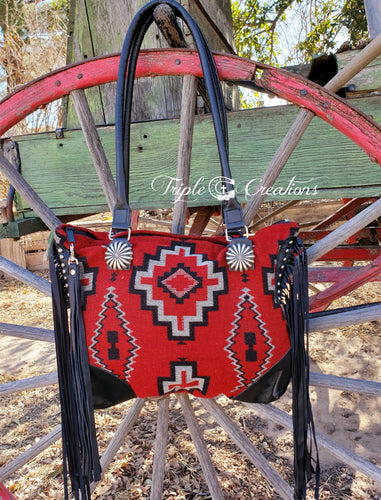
[55,127,65,139]
[1,140,21,222]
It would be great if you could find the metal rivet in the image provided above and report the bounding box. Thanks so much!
[55,80,61,87]
[280,265,285,269]
[301,89,307,96]
[283,257,287,261]
[175,59,181,65]
[77,73,83,79]
[70,269,76,276]
[58,247,63,253]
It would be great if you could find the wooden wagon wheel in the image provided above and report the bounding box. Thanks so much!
[1,33,381,499]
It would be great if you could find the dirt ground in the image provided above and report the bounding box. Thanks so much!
[0,270,380,499]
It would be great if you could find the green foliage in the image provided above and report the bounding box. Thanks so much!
[295,1,342,60]
[338,0,367,44]
[232,0,369,65]
[232,0,298,64]
[50,0,70,18]
[295,0,368,60]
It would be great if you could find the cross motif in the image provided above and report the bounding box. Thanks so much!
[158,361,210,395]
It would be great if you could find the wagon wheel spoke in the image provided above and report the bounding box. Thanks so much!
[0,372,58,396]
[0,255,51,295]
[202,398,294,500]
[243,32,381,224]
[0,426,62,483]
[171,74,197,235]
[307,197,381,264]
[91,398,146,494]
[70,89,117,211]
[309,372,381,397]
[0,155,60,232]
[177,393,224,499]
[0,322,54,342]
[309,302,381,331]
[248,403,381,484]
[150,396,170,500]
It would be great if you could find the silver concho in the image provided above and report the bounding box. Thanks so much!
[226,239,254,272]
[105,239,133,270]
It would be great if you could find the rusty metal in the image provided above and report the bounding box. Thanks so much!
[2,140,21,222]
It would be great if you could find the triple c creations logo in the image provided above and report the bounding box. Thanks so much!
[151,175,320,203]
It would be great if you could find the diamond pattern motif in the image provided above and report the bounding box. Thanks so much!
[130,241,227,341]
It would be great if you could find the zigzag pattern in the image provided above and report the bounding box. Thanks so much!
[225,287,274,393]
[90,286,139,380]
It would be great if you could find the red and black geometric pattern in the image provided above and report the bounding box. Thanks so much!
[130,241,228,341]
[158,263,203,303]
[261,252,277,297]
[158,360,210,395]
[56,222,298,400]
[226,288,273,394]
[89,286,139,382]
[78,256,98,309]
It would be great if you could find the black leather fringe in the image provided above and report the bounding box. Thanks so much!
[50,244,101,500]
[276,238,320,500]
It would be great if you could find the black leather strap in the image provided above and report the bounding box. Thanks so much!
[112,0,245,235]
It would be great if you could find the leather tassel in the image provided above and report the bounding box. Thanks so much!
[285,243,320,500]
[50,244,101,500]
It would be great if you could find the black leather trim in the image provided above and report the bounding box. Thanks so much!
[89,365,136,409]
[233,350,291,403]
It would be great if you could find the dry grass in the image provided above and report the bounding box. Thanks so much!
[0,272,380,499]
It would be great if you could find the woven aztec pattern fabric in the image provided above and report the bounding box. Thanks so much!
[56,221,298,400]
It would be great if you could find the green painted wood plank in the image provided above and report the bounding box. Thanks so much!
[0,219,48,239]
[13,95,381,218]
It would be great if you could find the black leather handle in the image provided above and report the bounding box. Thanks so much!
[112,0,245,236]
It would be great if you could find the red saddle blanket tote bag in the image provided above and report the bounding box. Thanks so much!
[54,221,298,402]
[49,1,319,499]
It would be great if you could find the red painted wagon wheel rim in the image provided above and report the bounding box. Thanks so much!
[1,48,381,165]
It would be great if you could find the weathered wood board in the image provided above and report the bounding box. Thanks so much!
[336,50,381,94]
[12,95,381,218]
[65,0,237,127]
